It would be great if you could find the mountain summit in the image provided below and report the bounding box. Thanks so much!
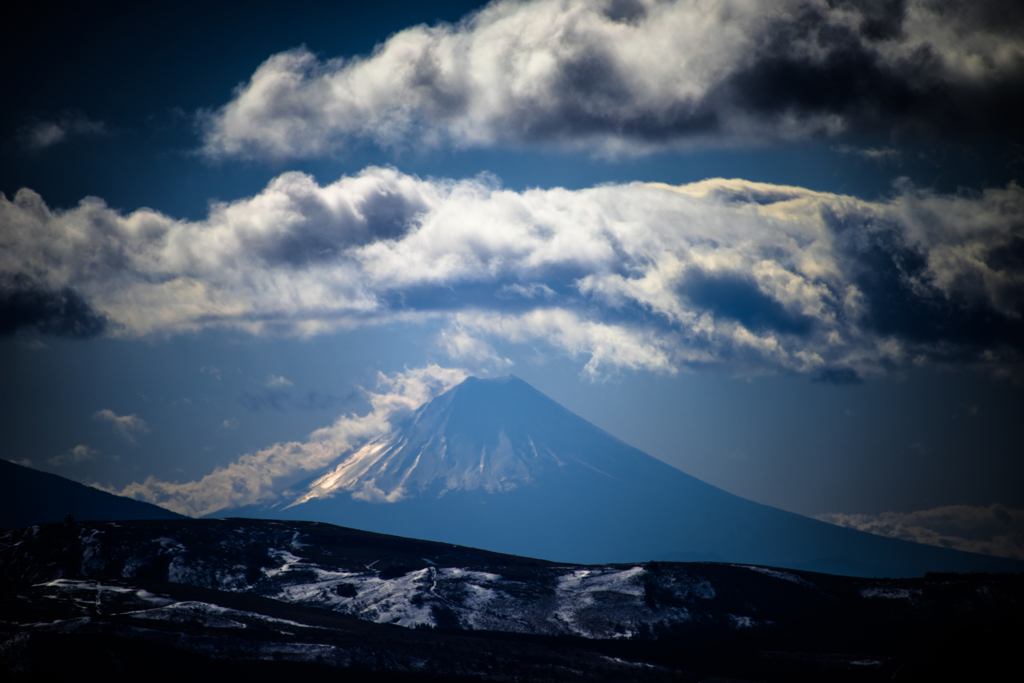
[231,376,1020,577]
[292,375,672,506]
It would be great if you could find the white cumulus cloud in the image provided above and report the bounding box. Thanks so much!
[200,0,1024,160]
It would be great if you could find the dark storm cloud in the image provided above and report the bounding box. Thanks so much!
[852,240,1024,349]
[0,276,107,338]
[225,171,433,267]
[724,11,923,121]
[602,0,647,24]
[824,203,1024,361]
[836,0,909,41]
[723,4,1024,140]
[201,0,1024,159]
[682,270,816,336]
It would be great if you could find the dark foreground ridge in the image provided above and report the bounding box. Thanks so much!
[2,518,1021,681]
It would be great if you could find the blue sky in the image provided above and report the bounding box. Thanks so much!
[2,0,1023,558]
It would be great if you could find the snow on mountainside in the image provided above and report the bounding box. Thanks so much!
[6,519,1022,681]
[5,519,1022,644]
[292,376,594,506]
[230,376,1023,578]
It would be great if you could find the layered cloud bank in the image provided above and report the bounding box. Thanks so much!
[201,0,1024,159]
[819,504,1024,560]
[3,168,1023,377]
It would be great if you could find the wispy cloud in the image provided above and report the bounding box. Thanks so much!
[109,365,467,516]
[48,444,97,466]
[818,504,1024,560]
[437,325,513,373]
[266,374,293,387]
[200,0,1024,160]
[18,114,107,150]
[447,309,678,379]
[834,145,901,164]
[3,169,1022,379]
[93,409,149,443]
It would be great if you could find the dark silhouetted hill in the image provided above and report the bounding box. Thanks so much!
[0,459,184,529]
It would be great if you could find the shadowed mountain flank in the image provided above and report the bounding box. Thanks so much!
[226,376,1022,578]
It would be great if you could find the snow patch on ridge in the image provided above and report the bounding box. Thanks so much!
[742,565,812,586]
[250,551,719,638]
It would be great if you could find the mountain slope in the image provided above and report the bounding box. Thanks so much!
[0,459,185,529]
[228,376,1021,577]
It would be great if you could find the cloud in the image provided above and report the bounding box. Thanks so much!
[2,169,1023,378]
[266,374,293,387]
[18,114,107,150]
[200,365,222,380]
[447,309,679,378]
[0,275,108,338]
[437,324,513,373]
[110,365,467,517]
[48,445,97,467]
[818,504,1024,560]
[497,282,557,300]
[200,0,1024,160]
[834,145,901,164]
[93,409,149,443]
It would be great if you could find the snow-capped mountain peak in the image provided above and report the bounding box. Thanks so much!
[233,375,1023,575]
[292,376,584,506]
